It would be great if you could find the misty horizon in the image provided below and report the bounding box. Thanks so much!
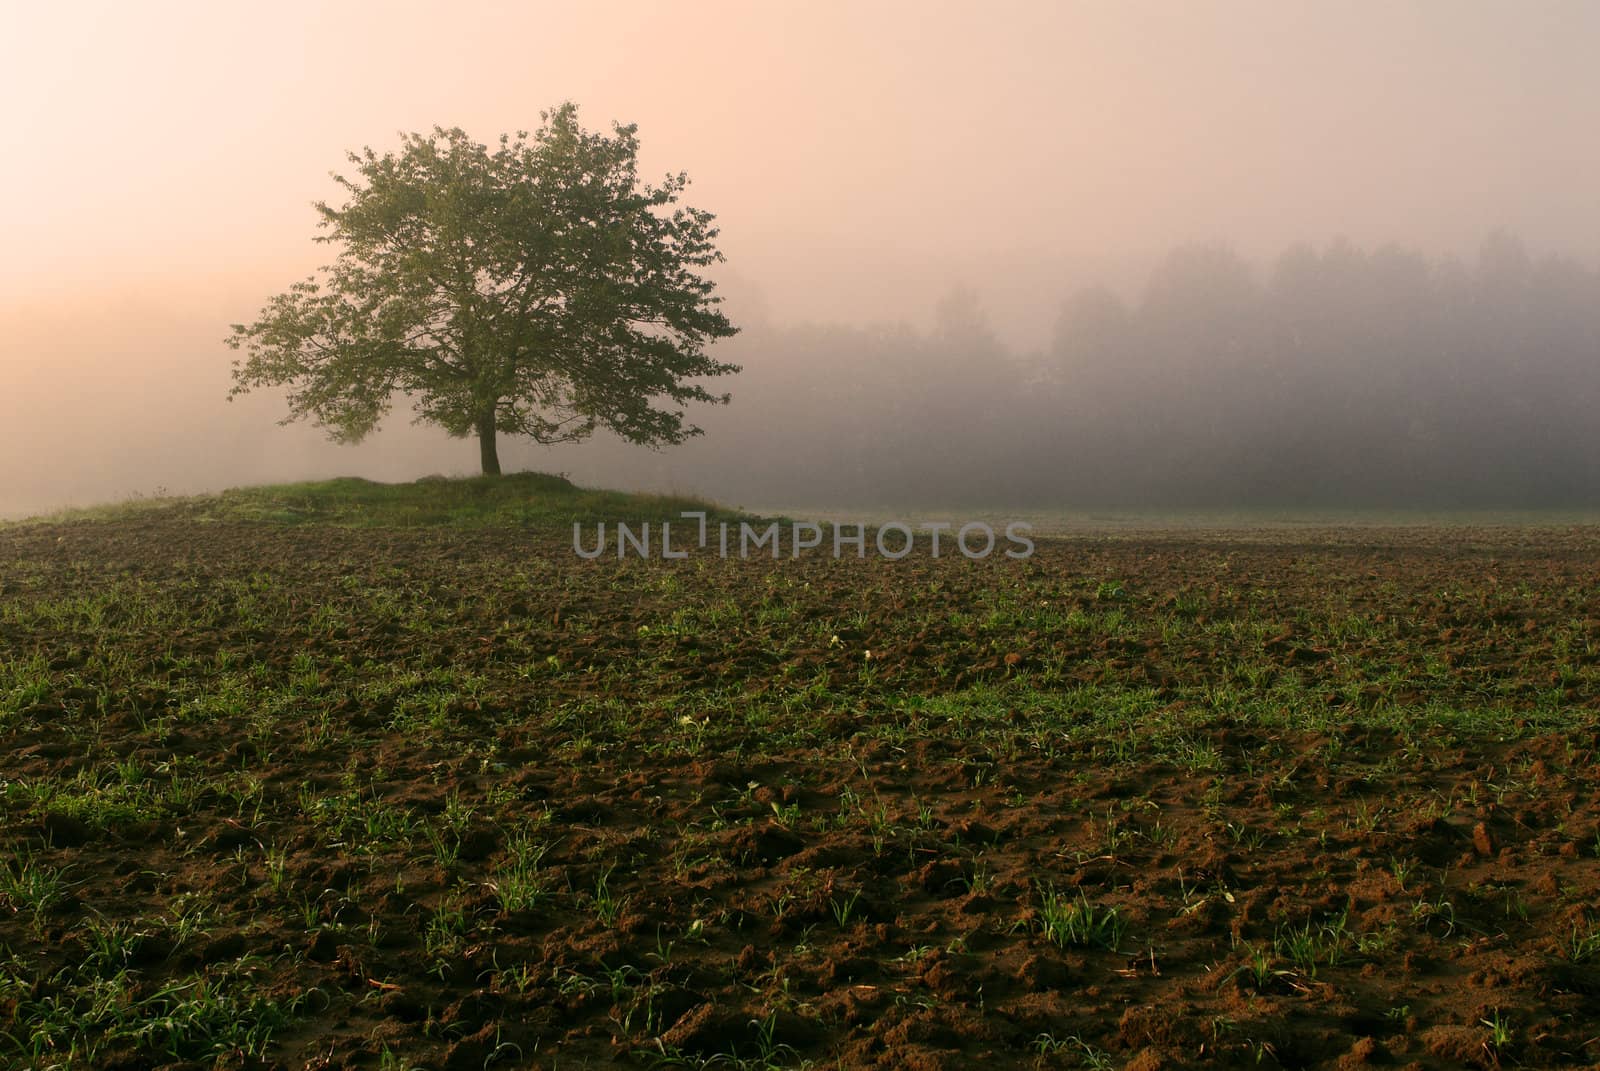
[5,230,1598,519]
[4,2,1599,516]
[10,10,1600,1062]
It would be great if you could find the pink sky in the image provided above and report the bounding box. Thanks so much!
[3,1,1597,513]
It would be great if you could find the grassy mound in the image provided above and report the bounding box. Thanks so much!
[13,472,742,528]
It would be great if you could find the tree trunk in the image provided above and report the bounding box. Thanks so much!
[477,411,502,476]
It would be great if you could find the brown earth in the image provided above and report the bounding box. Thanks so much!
[3,515,1600,1068]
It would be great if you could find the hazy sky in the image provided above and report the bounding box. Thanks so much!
[3,1,1598,513]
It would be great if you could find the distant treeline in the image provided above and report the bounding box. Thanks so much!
[671,234,1600,508]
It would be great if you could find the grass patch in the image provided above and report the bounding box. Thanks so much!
[6,471,745,529]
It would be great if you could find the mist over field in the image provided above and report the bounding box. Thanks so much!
[4,2,1599,515]
[15,8,1600,1065]
[588,235,1600,510]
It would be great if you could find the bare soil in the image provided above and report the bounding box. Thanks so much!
[3,516,1600,1068]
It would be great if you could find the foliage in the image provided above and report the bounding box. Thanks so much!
[227,103,739,474]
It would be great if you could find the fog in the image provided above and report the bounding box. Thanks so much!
[4,2,1599,516]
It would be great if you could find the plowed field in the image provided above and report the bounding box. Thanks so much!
[4,514,1600,1069]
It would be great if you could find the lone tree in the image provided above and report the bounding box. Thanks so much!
[227,104,739,475]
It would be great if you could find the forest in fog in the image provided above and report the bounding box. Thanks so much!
[651,233,1600,509]
[5,235,1600,516]
[8,5,1600,519]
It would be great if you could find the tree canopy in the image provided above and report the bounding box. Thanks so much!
[227,104,739,474]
